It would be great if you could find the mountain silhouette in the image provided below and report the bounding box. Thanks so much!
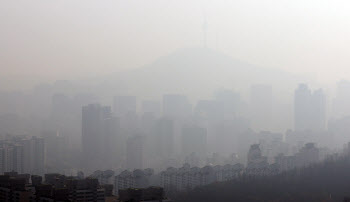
[102,47,305,99]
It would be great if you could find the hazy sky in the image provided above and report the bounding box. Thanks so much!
[1,0,350,89]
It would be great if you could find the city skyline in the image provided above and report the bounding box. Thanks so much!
[2,1,350,201]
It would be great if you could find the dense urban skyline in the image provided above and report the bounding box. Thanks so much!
[2,1,350,201]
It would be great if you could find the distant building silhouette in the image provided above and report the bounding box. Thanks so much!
[294,84,326,131]
[333,80,350,118]
[250,84,273,131]
[247,144,267,167]
[246,144,273,176]
[31,137,45,175]
[153,118,174,159]
[82,104,119,170]
[126,136,144,170]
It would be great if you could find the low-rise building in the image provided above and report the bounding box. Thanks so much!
[119,186,171,202]
[115,168,154,195]
[160,163,243,193]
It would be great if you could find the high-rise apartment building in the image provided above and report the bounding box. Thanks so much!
[82,104,119,170]
[32,137,45,175]
[0,137,45,175]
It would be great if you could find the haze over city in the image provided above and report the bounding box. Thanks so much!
[2,1,350,201]
[2,1,350,88]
